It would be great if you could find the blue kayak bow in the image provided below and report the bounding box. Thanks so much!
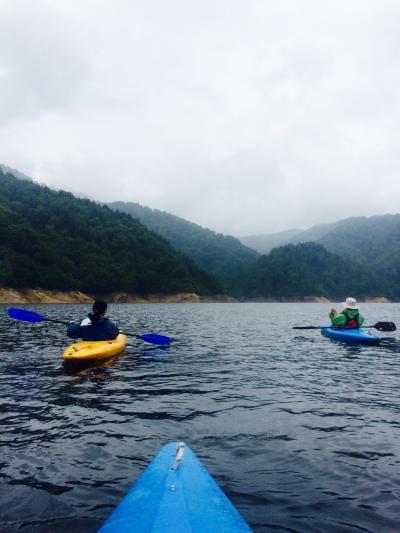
[7,308,171,345]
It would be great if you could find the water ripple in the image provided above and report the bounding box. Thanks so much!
[1,303,400,532]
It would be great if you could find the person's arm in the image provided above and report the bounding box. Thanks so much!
[67,322,82,339]
[329,308,337,321]
[358,313,365,326]
[330,311,347,327]
[104,319,119,340]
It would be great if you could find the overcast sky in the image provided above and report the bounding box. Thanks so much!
[1,0,400,235]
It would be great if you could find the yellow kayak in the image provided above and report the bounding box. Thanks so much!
[63,334,127,362]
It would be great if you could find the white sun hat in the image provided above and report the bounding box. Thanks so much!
[342,297,359,309]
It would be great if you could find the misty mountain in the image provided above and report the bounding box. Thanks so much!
[242,214,400,271]
[240,222,339,253]
[109,201,259,290]
[235,214,400,299]
[2,163,399,300]
[239,229,302,254]
[234,242,378,299]
[317,215,400,263]
[0,169,221,295]
[287,222,339,245]
[0,164,32,181]
[314,214,400,299]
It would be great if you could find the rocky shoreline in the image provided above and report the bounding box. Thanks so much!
[0,288,392,304]
[0,288,236,304]
[239,296,331,303]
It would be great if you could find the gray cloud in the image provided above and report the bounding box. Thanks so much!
[1,0,400,234]
[0,1,91,121]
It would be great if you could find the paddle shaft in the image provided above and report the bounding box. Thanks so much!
[123,331,147,339]
[293,321,395,332]
[7,308,171,345]
[49,321,169,343]
[46,319,145,335]
[46,318,70,325]
[49,323,169,344]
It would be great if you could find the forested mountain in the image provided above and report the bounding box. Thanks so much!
[239,215,400,298]
[244,214,400,266]
[374,248,400,300]
[317,215,400,264]
[314,215,400,300]
[240,223,338,253]
[239,229,302,254]
[109,201,259,290]
[0,164,32,181]
[234,243,379,299]
[0,169,221,294]
[288,222,338,245]
[2,164,399,299]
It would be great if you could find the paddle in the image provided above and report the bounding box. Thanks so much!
[293,321,396,332]
[7,308,171,345]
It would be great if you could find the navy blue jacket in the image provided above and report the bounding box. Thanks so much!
[67,317,119,341]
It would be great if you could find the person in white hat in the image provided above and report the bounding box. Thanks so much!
[329,297,365,328]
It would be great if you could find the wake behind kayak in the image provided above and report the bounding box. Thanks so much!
[99,441,252,532]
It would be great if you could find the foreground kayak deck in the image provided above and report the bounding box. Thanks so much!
[63,334,127,361]
[100,442,252,533]
[321,327,380,344]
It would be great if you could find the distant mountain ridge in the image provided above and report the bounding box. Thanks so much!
[240,214,400,266]
[234,242,378,299]
[238,222,339,253]
[0,164,32,182]
[317,214,400,263]
[239,229,302,254]
[109,201,259,290]
[0,168,221,295]
[288,222,338,245]
[236,214,400,299]
[2,163,399,300]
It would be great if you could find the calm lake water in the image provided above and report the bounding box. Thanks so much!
[1,303,400,532]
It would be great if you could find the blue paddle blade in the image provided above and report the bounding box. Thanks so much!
[7,308,46,323]
[139,333,171,345]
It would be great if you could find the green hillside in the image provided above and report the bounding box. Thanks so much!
[109,201,259,290]
[277,214,400,270]
[234,242,378,299]
[297,215,400,298]
[0,169,221,294]
[239,214,400,299]
[288,222,338,245]
[238,223,338,254]
[318,215,400,264]
[243,215,400,261]
[3,166,398,300]
[374,248,400,300]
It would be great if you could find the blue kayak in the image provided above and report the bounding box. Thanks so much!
[99,442,252,532]
[321,327,380,344]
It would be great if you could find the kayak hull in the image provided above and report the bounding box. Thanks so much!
[63,334,127,361]
[321,327,380,344]
[100,442,251,533]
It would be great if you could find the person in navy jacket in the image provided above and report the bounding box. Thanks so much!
[67,300,119,341]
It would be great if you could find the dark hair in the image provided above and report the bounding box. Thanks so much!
[93,300,107,314]
[89,300,107,324]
